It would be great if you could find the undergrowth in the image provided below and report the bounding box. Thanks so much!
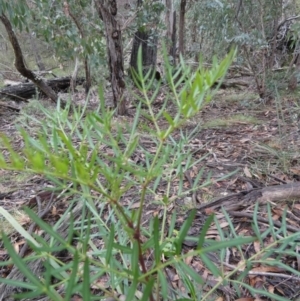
[0,49,299,301]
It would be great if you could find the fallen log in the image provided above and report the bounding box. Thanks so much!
[197,182,300,212]
[0,77,85,102]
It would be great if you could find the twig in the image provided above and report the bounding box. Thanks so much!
[18,193,56,258]
[228,211,300,233]
[0,102,20,112]
[0,91,29,102]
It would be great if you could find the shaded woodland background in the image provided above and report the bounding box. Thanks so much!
[1,1,300,301]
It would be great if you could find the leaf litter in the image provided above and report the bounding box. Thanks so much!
[0,87,300,300]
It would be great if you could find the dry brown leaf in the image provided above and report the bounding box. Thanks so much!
[185,252,194,265]
[290,167,300,175]
[206,230,219,235]
[13,243,19,254]
[70,295,83,301]
[235,298,254,301]
[244,166,252,178]
[130,202,141,209]
[268,285,274,294]
[251,265,285,273]
[275,286,285,295]
[214,297,223,301]
[219,222,229,228]
[0,249,8,255]
[202,268,209,280]
[205,208,215,215]
[240,138,251,143]
[237,260,247,271]
[272,208,284,216]
[91,276,110,289]
[52,206,57,215]
[253,240,260,254]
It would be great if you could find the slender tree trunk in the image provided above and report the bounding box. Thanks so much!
[130,31,158,72]
[29,33,45,71]
[130,0,159,80]
[94,0,127,115]
[70,57,79,95]
[0,13,58,104]
[165,0,173,41]
[178,0,186,56]
[170,11,177,64]
[63,1,91,94]
[288,52,300,91]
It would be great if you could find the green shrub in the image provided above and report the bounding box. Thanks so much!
[0,49,262,301]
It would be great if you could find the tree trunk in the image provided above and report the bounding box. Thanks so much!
[70,57,79,95]
[130,0,159,80]
[288,54,300,91]
[29,33,45,71]
[170,11,177,64]
[165,0,173,40]
[178,0,186,56]
[130,31,158,72]
[94,0,127,115]
[0,13,58,104]
[63,1,91,94]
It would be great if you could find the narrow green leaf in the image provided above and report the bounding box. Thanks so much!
[163,112,175,126]
[140,277,155,301]
[200,253,221,277]
[153,217,160,264]
[176,209,196,254]
[201,237,254,253]
[13,289,44,300]
[132,241,139,280]
[182,274,196,299]
[82,256,91,301]
[158,270,168,300]
[24,208,71,248]
[1,234,43,288]
[179,262,204,284]
[0,207,39,247]
[197,214,214,249]
[105,224,115,264]
[0,277,36,290]
[168,212,177,238]
[64,251,79,301]
[125,280,138,301]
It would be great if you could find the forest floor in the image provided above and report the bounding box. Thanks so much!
[0,83,300,300]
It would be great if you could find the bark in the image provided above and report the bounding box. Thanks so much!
[130,31,158,72]
[29,33,45,71]
[94,0,127,115]
[165,0,173,41]
[0,13,58,104]
[129,0,159,80]
[197,182,300,212]
[163,0,176,63]
[63,1,91,94]
[0,77,84,101]
[70,57,80,95]
[170,11,177,63]
[178,0,186,56]
[288,43,300,91]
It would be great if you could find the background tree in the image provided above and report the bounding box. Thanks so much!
[94,0,127,115]
[129,0,164,81]
[0,13,58,103]
[178,0,186,56]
